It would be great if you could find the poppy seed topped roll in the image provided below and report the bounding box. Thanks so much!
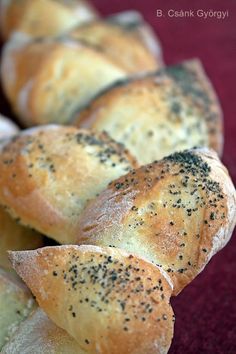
[74,59,223,164]
[0,125,137,244]
[9,245,175,354]
[76,148,236,295]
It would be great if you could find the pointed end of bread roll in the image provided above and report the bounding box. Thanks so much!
[9,245,174,354]
[8,250,40,293]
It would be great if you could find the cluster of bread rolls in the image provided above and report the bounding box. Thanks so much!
[0,11,162,127]
[0,0,98,40]
[0,128,235,353]
[0,1,235,353]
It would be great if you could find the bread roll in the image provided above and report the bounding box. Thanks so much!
[0,125,137,244]
[0,207,43,270]
[107,10,163,62]
[0,114,19,140]
[1,309,84,354]
[1,35,127,126]
[0,267,36,349]
[0,0,98,40]
[69,19,160,74]
[74,59,223,164]
[76,148,236,295]
[1,16,160,127]
[9,245,174,354]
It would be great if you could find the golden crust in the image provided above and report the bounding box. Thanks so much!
[1,36,127,126]
[0,125,137,244]
[9,245,174,354]
[0,267,36,349]
[69,20,160,74]
[76,148,236,295]
[0,0,98,40]
[1,308,84,354]
[74,59,223,164]
[0,207,43,270]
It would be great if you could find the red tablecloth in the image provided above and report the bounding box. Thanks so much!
[0,0,235,353]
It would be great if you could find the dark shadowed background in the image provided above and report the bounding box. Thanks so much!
[0,0,235,353]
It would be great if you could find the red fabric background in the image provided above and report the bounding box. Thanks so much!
[0,0,235,353]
